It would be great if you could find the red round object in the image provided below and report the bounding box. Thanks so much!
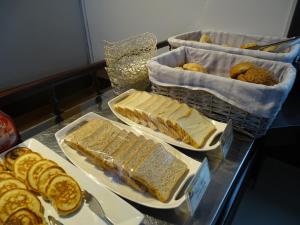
[0,111,18,153]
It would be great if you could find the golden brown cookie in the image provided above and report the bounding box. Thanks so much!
[229,62,256,78]
[0,162,6,172]
[3,208,46,225]
[4,147,32,170]
[183,63,208,73]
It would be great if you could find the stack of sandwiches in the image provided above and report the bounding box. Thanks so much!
[64,119,188,202]
[114,91,216,148]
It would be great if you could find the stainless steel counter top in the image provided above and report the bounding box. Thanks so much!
[24,88,254,225]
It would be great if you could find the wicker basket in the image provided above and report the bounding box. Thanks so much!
[168,30,300,63]
[151,84,271,137]
[148,47,296,138]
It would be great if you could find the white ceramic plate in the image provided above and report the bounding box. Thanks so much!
[108,89,227,151]
[55,112,204,209]
[0,139,144,225]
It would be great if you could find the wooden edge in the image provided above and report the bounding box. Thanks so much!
[0,40,168,101]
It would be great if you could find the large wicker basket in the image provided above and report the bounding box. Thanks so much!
[168,30,300,63]
[148,47,296,138]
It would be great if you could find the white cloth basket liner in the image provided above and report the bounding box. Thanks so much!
[168,30,300,63]
[148,47,296,118]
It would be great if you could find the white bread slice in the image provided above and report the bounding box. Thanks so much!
[64,119,109,150]
[111,133,140,169]
[0,178,27,197]
[0,188,43,223]
[123,140,157,176]
[80,127,122,168]
[138,96,171,130]
[178,109,216,148]
[99,130,128,169]
[113,91,141,114]
[116,92,152,123]
[131,144,188,202]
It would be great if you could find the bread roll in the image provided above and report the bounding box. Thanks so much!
[199,34,212,43]
[229,62,256,78]
[183,63,208,73]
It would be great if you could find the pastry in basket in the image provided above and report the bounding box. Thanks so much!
[3,208,46,225]
[0,172,14,181]
[182,63,208,73]
[230,62,278,86]
[26,159,57,192]
[238,67,278,86]
[199,34,212,43]
[4,147,32,170]
[37,165,66,198]
[113,91,216,148]
[240,42,257,49]
[45,174,83,216]
[64,118,189,202]
[13,152,42,181]
[229,62,255,79]
[0,178,27,197]
[0,188,43,223]
[261,45,278,52]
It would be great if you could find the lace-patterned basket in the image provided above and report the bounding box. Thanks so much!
[104,33,157,94]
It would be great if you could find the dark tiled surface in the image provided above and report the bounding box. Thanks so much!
[231,158,300,225]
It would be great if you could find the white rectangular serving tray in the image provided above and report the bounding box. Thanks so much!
[0,139,144,225]
[108,89,227,151]
[55,112,207,209]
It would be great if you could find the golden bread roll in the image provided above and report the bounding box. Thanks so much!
[0,188,43,223]
[13,152,42,181]
[3,208,45,225]
[199,34,212,43]
[237,74,247,82]
[4,147,32,170]
[0,178,27,197]
[26,159,56,192]
[229,62,256,78]
[183,63,208,73]
[242,67,278,86]
[0,172,15,181]
[46,174,82,216]
[240,42,257,49]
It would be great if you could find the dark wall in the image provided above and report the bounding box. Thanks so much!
[0,0,89,91]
